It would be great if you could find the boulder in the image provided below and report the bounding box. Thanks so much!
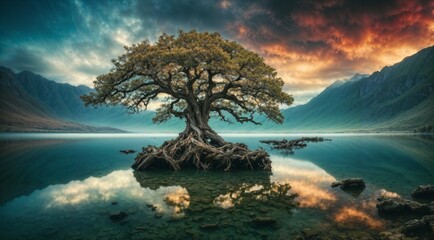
[251,217,276,227]
[110,211,128,221]
[377,197,430,215]
[200,223,219,230]
[412,185,434,201]
[422,215,434,231]
[401,219,428,234]
[302,228,320,239]
[332,178,366,189]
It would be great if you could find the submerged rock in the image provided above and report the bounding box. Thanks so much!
[251,217,276,227]
[120,149,136,154]
[412,185,434,201]
[109,211,128,221]
[401,219,428,234]
[200,223,219,230]
[302,228,320,239]
[377,197,431,215]
[331,178,366,189]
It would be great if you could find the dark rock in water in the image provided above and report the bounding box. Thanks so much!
[110,211,128,221]
[192,216,204,222]
[423,215,434,231]
[422,214,434,223]
[120,149,136,154]
[111,201,118,205]
[332,178,366,189]
[200,223,219,230]
[412,185,434,201]
[377,197,430,215]
[251,217,276,227]
[302,228,320,239]
[401,219,428,234]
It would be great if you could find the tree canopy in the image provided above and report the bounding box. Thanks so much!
[82,30,293,127]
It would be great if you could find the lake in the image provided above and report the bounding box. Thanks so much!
[0,133,433,239]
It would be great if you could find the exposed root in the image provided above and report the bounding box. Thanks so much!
[132,132,271,171]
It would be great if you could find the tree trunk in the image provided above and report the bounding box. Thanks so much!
[132,103,272,171]
[181,107,225,147]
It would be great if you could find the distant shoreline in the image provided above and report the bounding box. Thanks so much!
[1,131,432,140]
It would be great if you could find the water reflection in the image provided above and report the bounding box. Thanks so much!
[271,156,337,210]
[334,207,383,229]
[269,155,390,230]
[1,134,434,239]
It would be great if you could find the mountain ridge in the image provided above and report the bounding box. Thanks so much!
[281,45,434,132]
[1,45,433,133]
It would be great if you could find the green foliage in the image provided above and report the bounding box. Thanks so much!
[81,30,293,125]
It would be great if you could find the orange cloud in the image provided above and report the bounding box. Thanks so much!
[226,0,434,104]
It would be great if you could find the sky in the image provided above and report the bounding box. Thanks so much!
[0,0,433,105]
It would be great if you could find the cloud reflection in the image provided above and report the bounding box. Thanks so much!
[44,170,190,218]
[271,156,337,209]
[334,207,383,229]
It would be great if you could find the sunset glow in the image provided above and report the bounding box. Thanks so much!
[1,0,432,105]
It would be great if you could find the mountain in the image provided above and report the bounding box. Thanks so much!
[1,45,433,133]
[13,71,161,131]
[0,67,274,133]
[0,68,124,132]
[281,45,434,132]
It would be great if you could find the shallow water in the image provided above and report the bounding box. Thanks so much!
[0,133,433,239]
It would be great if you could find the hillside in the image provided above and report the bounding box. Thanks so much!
[281,46,434,132]
[0,68,124,133]
[1,46,433,133]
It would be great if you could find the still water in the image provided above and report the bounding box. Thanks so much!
[0,133,433,239]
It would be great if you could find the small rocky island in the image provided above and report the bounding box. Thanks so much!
[260,137,331,153]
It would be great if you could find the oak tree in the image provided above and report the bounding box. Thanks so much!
[82,31,293,171]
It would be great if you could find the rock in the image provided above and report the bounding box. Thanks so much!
[109,211,128,221]
[200,223,218,230]
[111,201,118,205]
[401,219,428,234]
[120,149,136,154]
[412,185,434,201]
[302,228,320,239]
[332,178,366,189]
[135,226,147,231]
[422,215,434,231]
[377,197,430,215]
[259,207,268,213]
[251,217,276,227]
[192,216,204,222]
[379,231,393,238]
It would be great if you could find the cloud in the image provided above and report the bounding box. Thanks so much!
[223,0,434,95]
[0,0,433,104]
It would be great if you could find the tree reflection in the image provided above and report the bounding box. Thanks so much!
[133,170,298,238]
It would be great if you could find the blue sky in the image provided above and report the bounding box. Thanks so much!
[1,0,433,105]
